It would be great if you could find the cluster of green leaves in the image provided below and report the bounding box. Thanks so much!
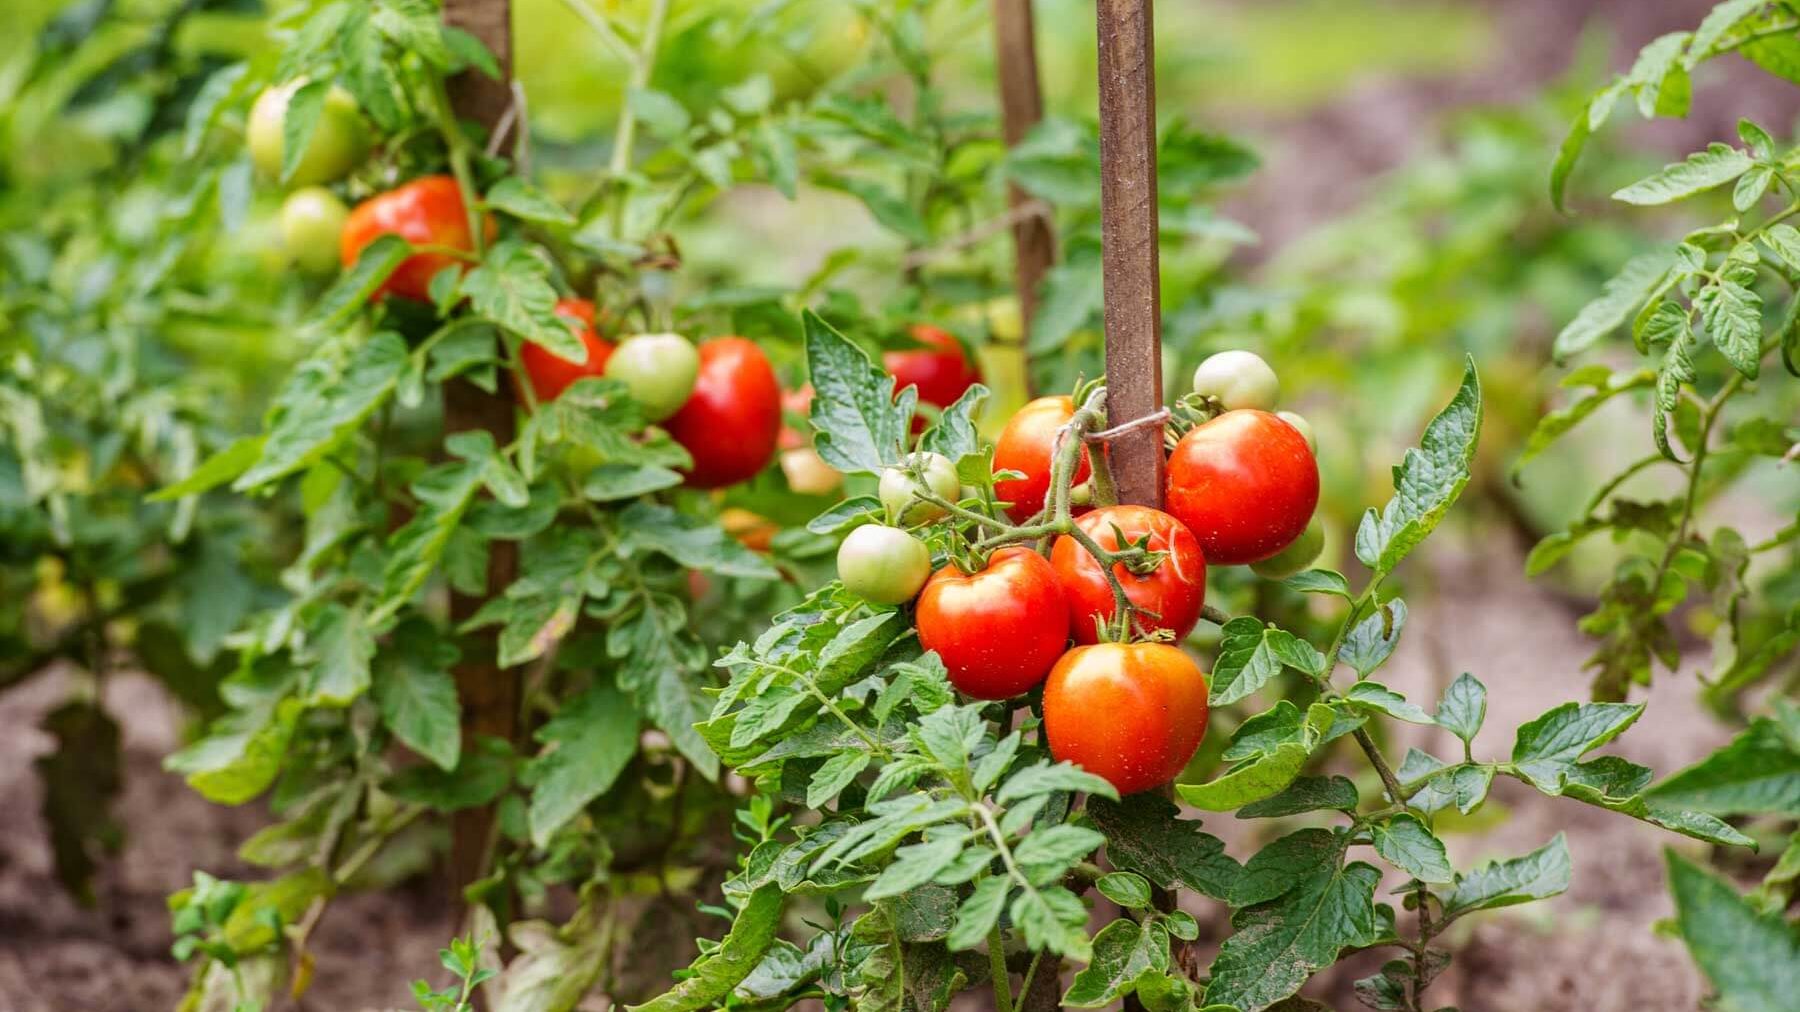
[1524,3,1800,1006]
[628,316,1742,1012]
[1521,0,1800,702]
[142,3,877,1009]
[0,0,300,904]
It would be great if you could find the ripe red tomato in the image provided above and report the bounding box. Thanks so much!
[778,385,815,451]
[665,337,782,489]
[1050,505,1206,645]
[339,175,493,302]
[517,299,615,404]
[1043,641,1210,795]
[992,396,1092,522]
[884,325,981,431]
[915,547,1069,700]
[1165,409,1319,566]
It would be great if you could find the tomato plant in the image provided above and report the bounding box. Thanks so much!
[339,175,491,302]
[516,299,616,403]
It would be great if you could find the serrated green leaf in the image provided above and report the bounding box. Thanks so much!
[1096,872,1153,909]
[1510,701,1645,786]
[1063,918,1165,1008]
[527,677,639,847]
[628,884,784,1012]
[1647,717,1800,817]
[622,502,779,579]
[918,383,989,464]
[1209,617,1325,706]
[1554,250,1676,360]
[804,311,909,474]
[1666,849,1800,1012]
[946,875,1009,951]
[1436,672,1487,749]
[1179,742,1309,812]
[464,241,587,361]
[301,604,373,706]
[1236,775,1359,819]
[1354,361,1482,576]
[237,333,408,490]
[1370,814,1452,883]
[1279,569,1351,599]
[1696,277,1764,378]
[1345,682,1434,725]
[279,78,328,183]
[149,435,266,502]
[1089,793,1239,901]
[807,750,872,809]
[1513,368,1656,476]
[865,836,967,900]
[1205,855,1381,1011]
[1440,834,1570,919]
[1340,599,1407,680]
[1613,143,1752,206]
[372,619,461,770]
[484,177,575,227]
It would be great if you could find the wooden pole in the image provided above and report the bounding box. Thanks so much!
[1094,0,1164,507]
[442,0,518,912]
[991,0,1055,338]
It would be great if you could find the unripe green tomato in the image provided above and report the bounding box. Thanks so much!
[1277,410,1317,454]
[248,81,370,187]
[1250,517,1325,579]
[1192,350,1279,411]
[280,187,349,274]
[878,452,960,525]
[604,333,700,421]
[837,524,931,605]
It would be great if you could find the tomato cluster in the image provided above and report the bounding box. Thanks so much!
[826,349,1327,795]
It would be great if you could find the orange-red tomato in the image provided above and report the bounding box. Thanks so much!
[517,299,615,404]
[665,337,782,489]
[885,325,981,431]
[1043,641,1210,795]
[339,175,493,302]
[915,547,1069,700]
[1050,505,1206,645]
[778,384,814,451]
[992,396,1093,523]
[1165,409,1319,566]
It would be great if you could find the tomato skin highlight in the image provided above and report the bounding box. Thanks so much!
[518,299,616,404]
[340,175,492,302]
[884,325,981,431]
[1043,641,1210,795]
[665,337,782,489]
[1165,409,1319,566]
[992,396,1093,523]
[1050,505,1206,645]
[916,547,1070,700]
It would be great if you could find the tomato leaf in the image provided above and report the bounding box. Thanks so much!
[371,619,461,770]
[1354,360,1481,576]
[527,676,639,847]
[804,310,910,474]
[1440,834,1571,919]
[1665,849,1800,1012]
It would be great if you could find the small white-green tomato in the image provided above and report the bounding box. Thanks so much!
[1192,349,1280,411]
[878,451,961,525]
[604,333,700,421]
[837,524,931,605]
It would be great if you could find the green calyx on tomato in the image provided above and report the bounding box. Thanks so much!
[248,80,369,187]
[280,187,349,274]
[1249,517,1325,579]
[604,333,700,422]
[916,547,1070,700]
[1042,641,1210,795]
[1050,505,1207,645]
[837,524,931,605]
[1191,349,1279,411]
[878,452,961,526]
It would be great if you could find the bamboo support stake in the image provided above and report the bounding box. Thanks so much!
[1094,0,1164,507]
[992,0,1055,338]
[441,0,519,912]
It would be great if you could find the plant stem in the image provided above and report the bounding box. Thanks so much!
[609,0,672,239]
[988,923,1015,1012]
[1353,728,1408,807]
[426,76,487,260]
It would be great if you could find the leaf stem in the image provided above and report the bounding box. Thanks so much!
[988,923,1016,1012]
[608,0,672,239]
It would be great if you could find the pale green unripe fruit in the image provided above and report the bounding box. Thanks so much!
[1192,349,1280,411]
[837,524,931,605]
[248,81,369,187]
[1277,410,1317,454]
[1251,517,1325,579]
[604,333,700,421]
[280,187,349,274]
[878,452,961,525]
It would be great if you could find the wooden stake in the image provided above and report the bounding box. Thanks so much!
[992,0,1055,338]
[442,0,518,912]
[1094,0,1164,508]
